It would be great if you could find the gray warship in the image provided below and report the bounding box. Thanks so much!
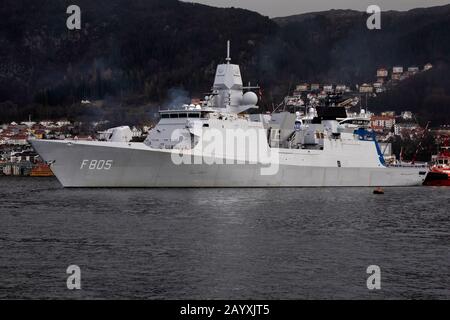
[30,42,428,187]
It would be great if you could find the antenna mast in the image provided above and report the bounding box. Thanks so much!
[226,40,231,64]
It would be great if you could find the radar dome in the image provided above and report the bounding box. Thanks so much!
[242,92,258,106]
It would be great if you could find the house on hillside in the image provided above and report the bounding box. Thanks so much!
[359,84,374,93]
[424,63,433,71]
[9,134,28,145]
[394,121,421,137]
[371,115,396,133]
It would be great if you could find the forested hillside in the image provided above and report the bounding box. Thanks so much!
[0,1,449,125]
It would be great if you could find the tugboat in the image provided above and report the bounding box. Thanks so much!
[424,138,450,186]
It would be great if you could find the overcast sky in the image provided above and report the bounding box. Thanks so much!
[185,0,450,17]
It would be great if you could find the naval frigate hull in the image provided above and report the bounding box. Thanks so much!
[30,140,427,188]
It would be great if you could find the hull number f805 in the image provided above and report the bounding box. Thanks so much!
[80,160,113,170]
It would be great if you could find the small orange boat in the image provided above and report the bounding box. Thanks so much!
[30,163,54,177]
[424,139,450,186]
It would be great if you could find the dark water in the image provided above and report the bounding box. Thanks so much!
[0,177,449,300]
